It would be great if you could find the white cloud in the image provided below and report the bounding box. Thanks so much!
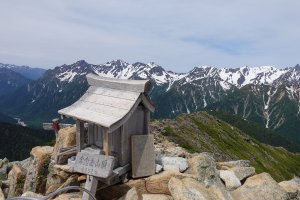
[0,0,300,71]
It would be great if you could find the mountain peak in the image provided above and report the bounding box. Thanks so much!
[74,60,89,65]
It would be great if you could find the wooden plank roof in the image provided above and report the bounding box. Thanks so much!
[58,74,154,130]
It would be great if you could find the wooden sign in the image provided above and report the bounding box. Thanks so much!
[74,152,115,178]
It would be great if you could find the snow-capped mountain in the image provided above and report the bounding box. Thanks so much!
[0,63,45,80]
[0,60,300,144]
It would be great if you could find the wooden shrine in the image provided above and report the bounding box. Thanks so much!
[58,73,155,199]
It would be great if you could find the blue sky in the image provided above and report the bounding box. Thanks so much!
[0,0,300,72]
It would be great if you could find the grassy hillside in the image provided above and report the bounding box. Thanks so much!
[152,112,300,181]
[0,122,54,161]
[207,111,300,153]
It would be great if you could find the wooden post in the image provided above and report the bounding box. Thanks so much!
[103,128,111,156]
[88,124,94,146]
[76,120,85,153]
[83,175,98,200]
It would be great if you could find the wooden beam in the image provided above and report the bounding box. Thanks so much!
[82,175,98,200]
[88,124,94,146]
[103,128,111,156]
[76,120,85,153]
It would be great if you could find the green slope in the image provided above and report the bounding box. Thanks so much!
[0,122,54,161]
[207,111,300,153]
[153,112,300,181]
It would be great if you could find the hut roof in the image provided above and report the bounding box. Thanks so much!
[58,74,154,130]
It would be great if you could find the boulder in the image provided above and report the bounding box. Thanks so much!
[186,153,220,186]
[142,194,173,200]
[279,178,300,199]
[22,191,44,198]
[217,160,250,169]
[161,156,189,172]
[0,188,4,200]
[52,126,76,164]
[219,170,241,190]
[145,170,196,195]
[168,177,230,200]
[208,184,234,200]
[7,164,27,197]
[23,146,53,194]
[0,158,9,180]
[118,187,138,200]
[53,192,82,200]
[156,164,163,173]
[231,172,289,200]
[0,158,9,168]
[231,167,255,181]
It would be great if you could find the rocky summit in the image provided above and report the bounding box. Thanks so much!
[0,114,300,200]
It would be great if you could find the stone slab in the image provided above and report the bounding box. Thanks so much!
[74,152,115,178]
[131,134,155,178]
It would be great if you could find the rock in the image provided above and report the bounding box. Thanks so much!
[1,180,9,188]
[216,160,250,169]
[145,170,196,195]
[0,188,4,200]
[231,167,255,181]
[279,178,300,199]
[0,158,9,180]
[219,170,241,190]
[186,153,220,186]
[208,184,234,200]
[53,192,82,200]
[0,158,9,168]
[22,191,44,198]
[7,164,27,197]
[0,165,8,180]
[168,177,215,200]
[161,156,189,172]
[52,126,76,164]
[156,164,163,173]
[142,194,173,200]
[23,146,53,194]
[20,158,31,169]
[57,174,79,190]
[54,164,74,173]
[231,172,289,200]
[118,187,138,200]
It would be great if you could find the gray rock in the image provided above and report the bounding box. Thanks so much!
[20,158,31,169]
[0,158,9,168]
[168,177,233,200]
[186,153,220,187]
[156,164,163,173]
[219,170,241,190]
[231,167,255,181]
[232,172,289,200]
[279,178,300,200]
[161,156,189,172]
[168,177,209,200]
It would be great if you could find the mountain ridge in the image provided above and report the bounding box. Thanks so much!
[0,60,299,144]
